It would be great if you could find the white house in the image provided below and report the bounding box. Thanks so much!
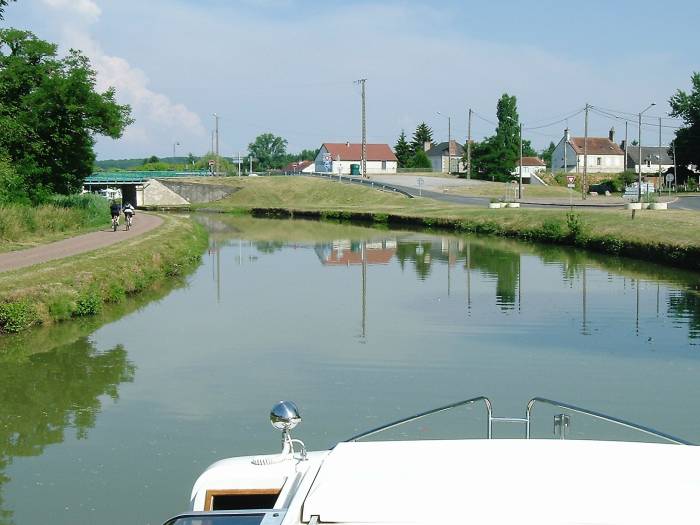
[552,128,625,174]
[623,144,674,174]
[425,140,464,173]
[510,156,547,184]
[314,143,398,175]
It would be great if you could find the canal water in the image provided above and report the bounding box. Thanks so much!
[2,215,700,525]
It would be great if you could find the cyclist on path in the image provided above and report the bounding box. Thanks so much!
[123,202,135,228]
[110,200,121,227]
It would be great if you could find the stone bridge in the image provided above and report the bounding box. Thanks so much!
[84,172,238,207]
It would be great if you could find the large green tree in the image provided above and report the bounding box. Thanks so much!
[0,29,132,198]
[669,72,700,174]
[394,130,411,167]
[248,133,288,169]
[471,93,536,181]
[411,122,433,154]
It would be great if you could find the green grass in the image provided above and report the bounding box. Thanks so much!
[187,176,700,271]
[0,193,110,252]
[0,214,207,335]
[192,176,413,211]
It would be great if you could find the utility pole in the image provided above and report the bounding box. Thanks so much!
[355,79,367,178]
[518,122,523,200]
[583,103,589,200]
[672,140,677,193]
[658,116,662,186]
[563,127,568,176]
[638,103,656,202]
[624,121,628,172]
[213,113,220,176]
[237,151,242,177]
[466,108,472,180]
[447,115,452,175]
[173,141,180,163]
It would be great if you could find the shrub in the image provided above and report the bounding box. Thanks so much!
[373,213,389,223]
[566,212,587,243]
[74,288,102,316]
[0,300,38,333]
[538,218,566,242]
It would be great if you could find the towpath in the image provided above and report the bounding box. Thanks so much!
[0,213,163,273]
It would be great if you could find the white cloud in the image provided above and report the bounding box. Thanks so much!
[42,0,101,22]
[40,0,206,157]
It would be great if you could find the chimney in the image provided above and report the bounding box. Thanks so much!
[609,127,615,142]
[346,141,350,147]
[423,141,432,152]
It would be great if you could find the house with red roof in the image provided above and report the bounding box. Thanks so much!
[282,159,315,174]
[552,128,625,174]
[314,142,398,175]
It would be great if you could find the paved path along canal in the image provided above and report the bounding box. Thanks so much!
[0,212,163,273]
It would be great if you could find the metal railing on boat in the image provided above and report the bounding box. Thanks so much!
[346,396,694,445]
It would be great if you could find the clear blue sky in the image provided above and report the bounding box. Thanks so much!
[5,0,698,159]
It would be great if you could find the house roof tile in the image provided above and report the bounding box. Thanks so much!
[520,156,545,167]
[323,143,397,162]
[570,137,624,156]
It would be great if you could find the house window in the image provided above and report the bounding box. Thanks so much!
[381,160,387,170]
[596,157,602,166]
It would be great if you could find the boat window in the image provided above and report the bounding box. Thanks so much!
[205,489,280,511]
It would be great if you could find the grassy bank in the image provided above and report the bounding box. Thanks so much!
[0,194,110,252]
[188,177,700,272]
[0,213,207,335]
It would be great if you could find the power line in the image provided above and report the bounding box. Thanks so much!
[472,110,498,127]
[524,107,586,130]
[589,106,681,130]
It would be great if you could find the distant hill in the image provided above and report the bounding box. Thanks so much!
[95,157,192,170]
[94,156,243,170]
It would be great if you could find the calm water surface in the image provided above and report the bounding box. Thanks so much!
[2,215,700,524]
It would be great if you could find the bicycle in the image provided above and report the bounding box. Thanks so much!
[111,215,119,232]
[125,213,133,231]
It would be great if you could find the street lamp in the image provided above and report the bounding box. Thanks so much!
[173,141,180,163]
[637,103,655,202]
[437,112,452,175]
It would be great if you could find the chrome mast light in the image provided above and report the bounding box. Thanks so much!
[253,401,306,464]
[270,401,301,432]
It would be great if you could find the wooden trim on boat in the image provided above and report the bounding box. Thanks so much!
[204,488,281,511]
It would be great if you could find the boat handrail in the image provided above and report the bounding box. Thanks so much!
[346,396,694,445]
[347,396,492,442]
[526,397,693,445]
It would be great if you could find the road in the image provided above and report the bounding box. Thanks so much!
[670,196,700,210]
[0,213,163,273]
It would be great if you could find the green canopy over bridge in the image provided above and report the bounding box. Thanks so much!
[84,171,210,185]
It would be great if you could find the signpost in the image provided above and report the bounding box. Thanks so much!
[567,175,576,209]
[417,177,424,197]
[666,173,674,198]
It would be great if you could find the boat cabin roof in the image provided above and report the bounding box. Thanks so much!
[301,439,700,524]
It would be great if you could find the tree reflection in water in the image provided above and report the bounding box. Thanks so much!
[0,338,135,524]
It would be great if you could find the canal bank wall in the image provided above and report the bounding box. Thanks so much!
[240,207,700,273]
